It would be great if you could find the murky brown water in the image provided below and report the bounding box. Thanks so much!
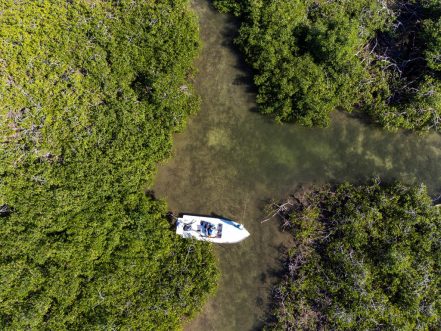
[152,1,441,330]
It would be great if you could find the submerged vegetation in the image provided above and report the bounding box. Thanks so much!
[0,0,217,329]
[214,0,441,131]
[267,181,440,330]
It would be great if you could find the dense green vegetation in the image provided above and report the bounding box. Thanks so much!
[268,181,440,330]
[0,0,217,329]
[213,0,441,131]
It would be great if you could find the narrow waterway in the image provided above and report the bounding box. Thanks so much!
[153,1,441,330]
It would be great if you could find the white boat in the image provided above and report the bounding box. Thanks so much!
[176,214,250,244]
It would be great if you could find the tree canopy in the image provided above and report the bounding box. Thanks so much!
[0,0,217,329]
[268,181,441,330]
[213,0,441,131]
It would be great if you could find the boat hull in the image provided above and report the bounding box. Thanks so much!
[176,214,250,244]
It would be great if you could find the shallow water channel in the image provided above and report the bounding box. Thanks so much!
[152,1,441,330]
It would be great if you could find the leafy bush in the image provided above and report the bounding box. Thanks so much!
[214,0,441,131]
[268,181,441,330]
[0,1,217,329]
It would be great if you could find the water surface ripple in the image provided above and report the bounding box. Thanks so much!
[153,1,441,330]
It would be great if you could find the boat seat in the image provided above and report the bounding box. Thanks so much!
[217,224,223,238]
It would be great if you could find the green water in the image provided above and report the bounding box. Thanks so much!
[152,1,441,330]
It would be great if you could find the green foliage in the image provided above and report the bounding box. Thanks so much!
[0,0,218,329]
[213,0,245,16]
[214,0,441,131]
[423,17,441,72]
[269,181,441,330]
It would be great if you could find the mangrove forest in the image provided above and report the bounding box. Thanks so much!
[0,1,217,329]
[268,181,440,330]
[214,0,441,131]
[1,0,440,330]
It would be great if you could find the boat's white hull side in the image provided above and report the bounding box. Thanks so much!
[176,215,250,244]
